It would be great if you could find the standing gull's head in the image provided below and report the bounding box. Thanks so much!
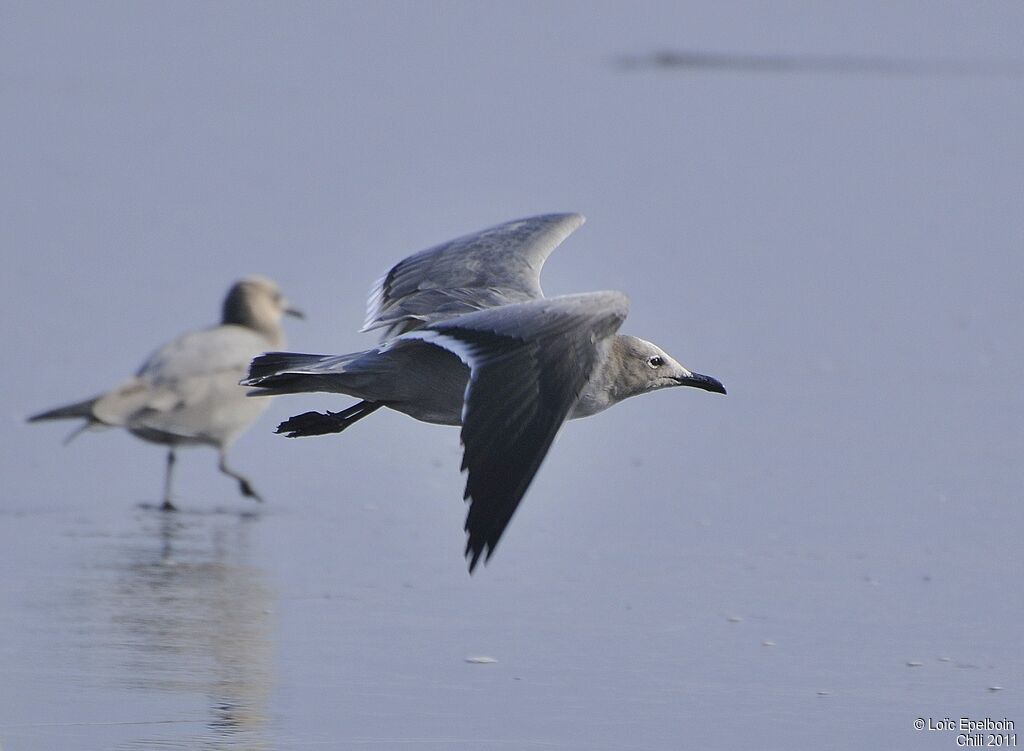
[222,276,304,346]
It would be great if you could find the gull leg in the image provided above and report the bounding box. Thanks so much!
[276,400,384,438]
[218,451,264,503]
[161,448,177,512]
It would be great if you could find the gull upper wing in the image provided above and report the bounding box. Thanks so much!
[401,290,629,571]
[364,213,585,338]
[135,325,272,383]
[92,325,271,429]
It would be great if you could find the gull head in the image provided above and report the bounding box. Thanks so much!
[223,276,304,344]
[616,335,726,398]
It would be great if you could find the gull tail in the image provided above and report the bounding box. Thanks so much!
[245,350,389,436]
[27,396,103,444]
[27,397,99,423]
[243,351,365,396]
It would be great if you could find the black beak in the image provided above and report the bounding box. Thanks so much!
[285,306,305,320]
[674,371,726,395]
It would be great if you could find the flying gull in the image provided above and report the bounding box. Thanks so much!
[243,215,725,570]
[29,276,303,510]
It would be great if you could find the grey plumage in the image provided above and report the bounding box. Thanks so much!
[363,213,584,338]
[245,214,725,570]
[29,276,302,510]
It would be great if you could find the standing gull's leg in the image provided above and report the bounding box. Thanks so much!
[218,451,264,502]
[161,448,177,512]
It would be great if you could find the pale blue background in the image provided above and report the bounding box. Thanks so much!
[2,2,1021,749]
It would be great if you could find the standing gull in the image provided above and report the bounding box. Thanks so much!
[29,276,303,510]
[244,215,725,570]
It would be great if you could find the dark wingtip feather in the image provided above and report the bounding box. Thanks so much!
[466,544,484,574]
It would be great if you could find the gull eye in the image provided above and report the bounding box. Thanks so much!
[647,355,664,368]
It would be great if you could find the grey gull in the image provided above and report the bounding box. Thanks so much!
[29,276,303,510]
[243,215,724,570]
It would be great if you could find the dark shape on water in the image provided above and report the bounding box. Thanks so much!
[616,49,1024,77]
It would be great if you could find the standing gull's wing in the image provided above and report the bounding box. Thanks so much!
[402,291,629,571]
[93,325,272,434]
[364,213,585,338]
[136,325,272,384]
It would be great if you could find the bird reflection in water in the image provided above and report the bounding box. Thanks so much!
[88,510,274,750]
